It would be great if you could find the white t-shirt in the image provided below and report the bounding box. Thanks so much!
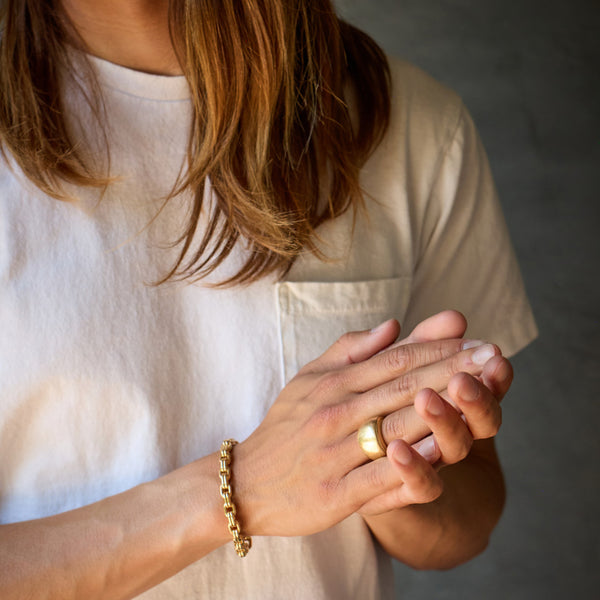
[0,55,537,599]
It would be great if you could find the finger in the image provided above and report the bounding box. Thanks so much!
[350,342,500,420]
[413,388,473,465]
[299,319,401,375]
[377,365,494,450]
[381,405,429,448]
[335,404,427,474]
[398,310,467,344]
[344,337,495,394]
[412,434,441,465]
[334,343,500,472]
[373,310,467,357]
[376,385,476,465]
[437,356,511,412]
[354,440,444,515]
[480,355,513,402]
[447,372,503,440]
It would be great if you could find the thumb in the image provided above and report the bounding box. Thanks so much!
[300,319,401,374]
[398,310,467,345]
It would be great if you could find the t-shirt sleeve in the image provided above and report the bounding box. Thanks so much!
[401,102,538,357]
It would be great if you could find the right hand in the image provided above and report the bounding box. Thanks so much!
[233,312,499,538]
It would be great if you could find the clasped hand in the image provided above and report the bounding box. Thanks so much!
[234,311,512,537]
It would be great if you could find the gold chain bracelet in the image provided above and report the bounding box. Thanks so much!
[219,439,252,557]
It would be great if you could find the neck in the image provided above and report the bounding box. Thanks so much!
[61,0,182,75]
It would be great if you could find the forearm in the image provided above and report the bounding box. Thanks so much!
[363,440,505,570]
[0,453,229,600]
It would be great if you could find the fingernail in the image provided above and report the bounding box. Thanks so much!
[462,339,485,350]
[471,344,496,365]
[392,441,413,466]
[426,394,445,416]
[416,437,437,463]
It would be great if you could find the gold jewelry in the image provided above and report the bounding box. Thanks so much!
[357,416,387,460]
[219,439,252,557]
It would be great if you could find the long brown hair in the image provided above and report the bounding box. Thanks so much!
[0,0,391,285]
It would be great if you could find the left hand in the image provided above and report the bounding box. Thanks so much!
[411,354,512,468]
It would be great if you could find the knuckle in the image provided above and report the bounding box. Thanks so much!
[425,477,444,503]
[390,485,407,508]
[382,412,409,442]
[382,346,411,374]
[317,475,338,498]
[483,408,502,438]
[296,360,317,377]
[413,472,444,504]
[374,486,404,514]
[307,401,350,435]
[453,436,472,462]
[333,331,358,355]
[314,442,340,467]
[390,373,416,399]
[439,420,473,463]
[312,371,345,398]
[365,463,386,490]
[317,476,342,508]
[333,332,352,351]
[446,354,466,379]
[411,340,460,372]
[475,403,500,438]
[426,340,452,365]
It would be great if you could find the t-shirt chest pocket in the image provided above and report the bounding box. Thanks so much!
[276,277,411,383]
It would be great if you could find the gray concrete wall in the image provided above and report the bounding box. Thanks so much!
[335,1,600,598]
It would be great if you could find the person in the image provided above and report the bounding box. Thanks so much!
[0,1,537,598]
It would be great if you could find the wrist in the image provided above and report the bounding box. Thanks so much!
[229,436,274,538]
